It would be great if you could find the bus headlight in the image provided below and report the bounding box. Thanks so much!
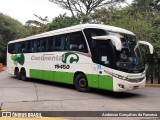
[118,84,125,89]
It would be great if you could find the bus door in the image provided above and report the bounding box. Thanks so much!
[97,41,114,90]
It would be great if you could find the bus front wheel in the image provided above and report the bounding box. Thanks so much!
[74,74,90,92]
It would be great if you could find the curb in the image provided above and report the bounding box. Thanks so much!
[145,84,160,87]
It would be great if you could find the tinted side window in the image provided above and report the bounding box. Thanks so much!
[26,40,32,53]
[41,38,48,52]
[27,40,36,53]
[8,43,15,54]
[83,28,106,49]
[54,36,61,51]
[17,42,22,53]
[54,35,66,51]
[60,36,66,50]
[32,40,37,53]
[13,42,23,54]
[83,28,106,63]
[36,39,41,52]
[47,37,55,52]
[21,42,27,53]
[14,43,19,54]
[98,41,113,67]
[65,31,88,53]
[34,38,48,52]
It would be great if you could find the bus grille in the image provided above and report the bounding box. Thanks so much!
[127,78,144,83]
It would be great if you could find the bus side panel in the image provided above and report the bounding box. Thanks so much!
[30,69,74,84]
[86,74,99,88]
[86,73,113,91]
[7,53,16,75]
[98,75,113,91]
[30,69,43,80]
[67,72,74,84]
[54,71,73,84]
[86,74,93,88]
[43,70,54,82]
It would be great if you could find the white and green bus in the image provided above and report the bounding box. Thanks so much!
[7,24,153,92]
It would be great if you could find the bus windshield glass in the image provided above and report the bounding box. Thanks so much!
[108,32,145,73]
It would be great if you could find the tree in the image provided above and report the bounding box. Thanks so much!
[91,7,119,24]
[0,13,30,41]
[132,0,153,7]
[90,6,160,63]
[25,14,49,34]
[45,13,80,31]
[49,0,125,16]
[0,12,30,64]
[132,0,160,13]
[152,0,160,12]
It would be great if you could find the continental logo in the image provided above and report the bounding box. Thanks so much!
[11,53,25,65]
[62,52,79,64]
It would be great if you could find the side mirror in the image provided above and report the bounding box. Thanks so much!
[92,35,122,51]
[134,41,153,54]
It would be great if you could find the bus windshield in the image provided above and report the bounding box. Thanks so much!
[108,32,145,73]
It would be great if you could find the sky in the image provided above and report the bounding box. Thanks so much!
[0,0,133,25]
[0,0,69,24]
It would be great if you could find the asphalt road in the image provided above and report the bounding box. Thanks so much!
[0,67,160,120]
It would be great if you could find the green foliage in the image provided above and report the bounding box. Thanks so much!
[25,14,49,34]
[49,0,125,16]
[110,10,154,42]
[0,13,30,64]
[1,0,160,64]
[90,5,160,63]
[91,7,112,24]
[132,0,153,7]
[45,13,80,31]
[0,13,30,42]
[132,0,160,13]
[38,4,160,63]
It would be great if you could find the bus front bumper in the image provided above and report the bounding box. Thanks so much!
[113,77,146,92]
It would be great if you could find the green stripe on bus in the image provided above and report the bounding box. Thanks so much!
[98,75,113,91]
[30,69,74,84]
[87,74,113,91]
[30,69,113,91]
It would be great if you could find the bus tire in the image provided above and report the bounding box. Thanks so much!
[15,68,21,80]
[21,69,27,81]
[74,74,90,92]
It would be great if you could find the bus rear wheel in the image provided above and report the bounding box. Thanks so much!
[74,74,90,92]
[21,69,27,81]
[15,68,21,80]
